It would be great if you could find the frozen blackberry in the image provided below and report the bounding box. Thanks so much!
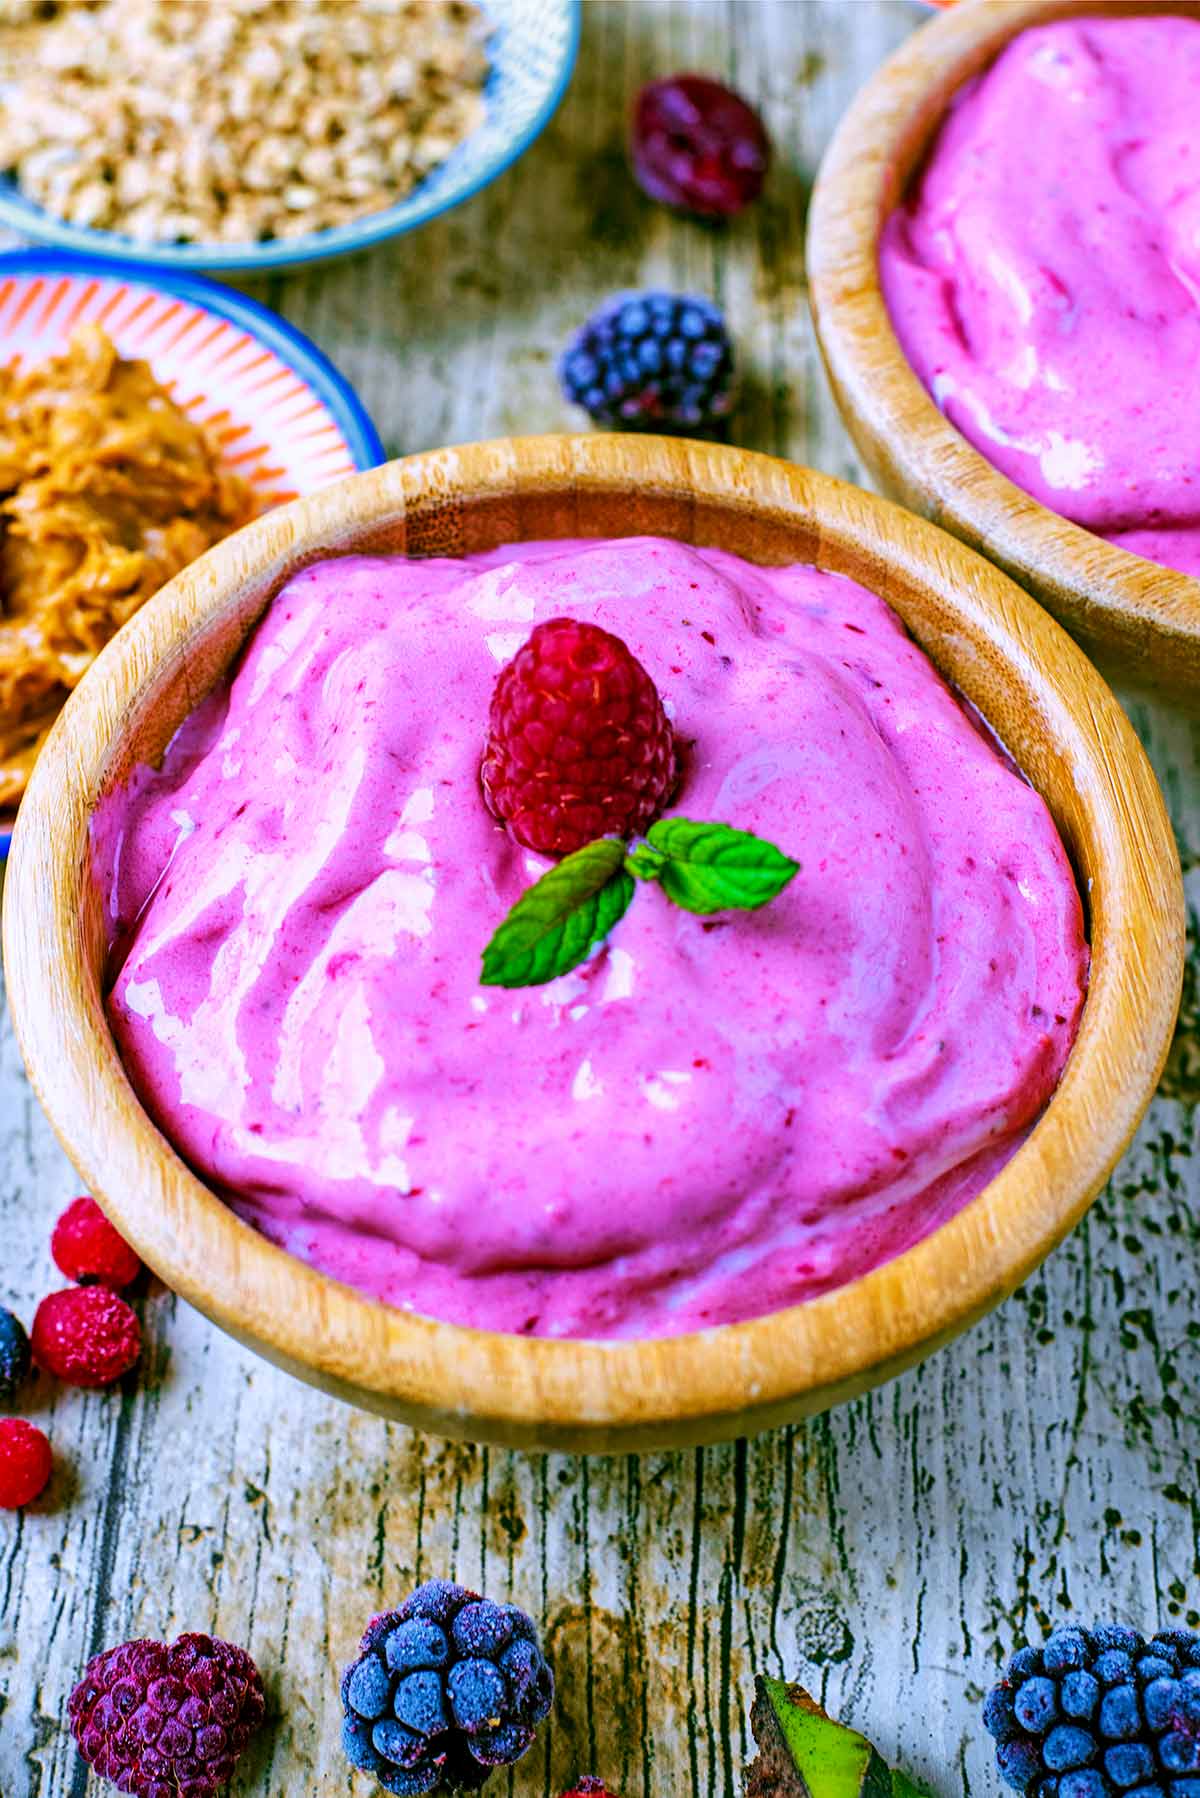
[984,1623,1200,1798]
[340,1581,553,1793]
[0,1305,31,1399]
[559,290,737,430]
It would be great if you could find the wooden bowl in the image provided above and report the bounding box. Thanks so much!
[807,0,1200,696]
[2,436,1184,1452]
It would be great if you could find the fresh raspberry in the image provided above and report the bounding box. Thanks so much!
[68,1632,266,1798]
[631,74,770,218]
[52,1196,143,1289]
[560,1783,621,1796]
[0,1417,52,1508]
[481,618,677,857]
[31,1286,141,1388]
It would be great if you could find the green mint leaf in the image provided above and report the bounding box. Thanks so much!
[644,817,799,915]
[481,837,635,988]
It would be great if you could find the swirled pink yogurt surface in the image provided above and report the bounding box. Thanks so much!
[880,15,1200,579]
[95,538,1087,1339]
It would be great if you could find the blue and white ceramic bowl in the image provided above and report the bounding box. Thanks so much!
[0,0,580,274]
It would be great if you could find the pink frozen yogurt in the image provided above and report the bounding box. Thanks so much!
[880,15,1200,579]
[96,537,1087,1339]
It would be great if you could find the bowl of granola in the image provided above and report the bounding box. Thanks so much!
[0,247,384,851]
[0,0,580,273]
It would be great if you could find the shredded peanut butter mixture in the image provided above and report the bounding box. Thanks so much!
[0,326,255,810]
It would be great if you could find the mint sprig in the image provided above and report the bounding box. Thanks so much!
[628,818,799,915]
[481,819,799,989]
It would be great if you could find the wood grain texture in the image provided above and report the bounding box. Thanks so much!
[2,3,1199,1793]
[807,0,1200,696]
[4,434,1184,1450]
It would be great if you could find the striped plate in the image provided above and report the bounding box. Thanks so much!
[0,247,384,854]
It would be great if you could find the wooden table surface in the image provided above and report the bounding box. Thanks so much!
[4,3,1200,1794]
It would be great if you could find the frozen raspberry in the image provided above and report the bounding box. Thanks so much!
[631,74,770,218]
[69,1632,266,1798]
[560,1783,621,1796]
[52,1196,143,1289]
[0,1305,31,1399]
[32,1286,141,1388]
[480,618,677,857]
[0,1417,52,1507]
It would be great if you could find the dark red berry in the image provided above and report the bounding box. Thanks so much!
[31,1286,141,1388]
[0,1417,52,1508]
[68,1632,266,1798]
[631,74,770,218]
[481,618,677,858]
[52,1196,143,1290]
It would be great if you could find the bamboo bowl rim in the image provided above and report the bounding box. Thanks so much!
[807,0,1200,686]
[2,434,1184,1451]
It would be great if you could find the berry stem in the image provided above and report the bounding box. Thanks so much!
[624,843,668,882]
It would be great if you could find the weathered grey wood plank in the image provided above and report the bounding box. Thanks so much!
[3,4,1199,1796]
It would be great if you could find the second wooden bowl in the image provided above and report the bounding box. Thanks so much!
[808,0,1200,695]
[2,436,1185,1451]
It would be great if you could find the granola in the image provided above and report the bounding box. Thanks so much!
[0,0,489,245]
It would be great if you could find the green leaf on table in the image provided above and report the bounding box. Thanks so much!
[640,817,799,915]
[481,837,635,988]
